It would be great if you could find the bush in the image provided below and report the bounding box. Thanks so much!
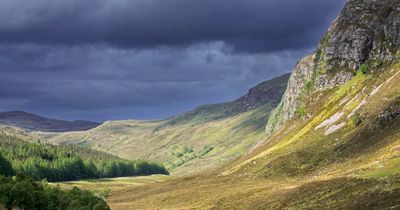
[0,152,13,177]
[175,152,183,157]
[359,64,368,74]
[352,111,362,126]
[296,107,307,118]
[200,145,213,156]
[183,146,193,154]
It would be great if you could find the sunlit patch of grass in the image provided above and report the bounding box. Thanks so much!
[53,175,171,192]
[361,157,400,178]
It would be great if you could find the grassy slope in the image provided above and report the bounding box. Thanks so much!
[43,75,289,175]
[227,62,400,179]
[46,105,271,176]
[65,61,400,209]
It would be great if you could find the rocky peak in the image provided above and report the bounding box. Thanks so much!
[266,0,400,133]
[316,0,400,74]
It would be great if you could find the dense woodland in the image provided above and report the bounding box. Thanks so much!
[0,133,168,182]
[0,153,110,210]
[0,174,110,210]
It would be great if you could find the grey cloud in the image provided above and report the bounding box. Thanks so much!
[0,43,309,121]
[0,0,345,52]
[0,0,346,121]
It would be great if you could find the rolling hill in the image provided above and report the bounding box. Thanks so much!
[41,73,290,175]
[0,111,100,132]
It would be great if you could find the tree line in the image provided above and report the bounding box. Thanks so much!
[0,154,109,210]
[0,133,168,182]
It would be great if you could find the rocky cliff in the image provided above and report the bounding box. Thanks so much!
[267,0,400,133]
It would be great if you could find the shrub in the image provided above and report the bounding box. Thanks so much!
[0,152,13,177]
[359,64,368,74]
[296,107,307,118]
[304,81,314,93]
[183,146,193,154]
[200,145,213,156]
[352,111,362,126]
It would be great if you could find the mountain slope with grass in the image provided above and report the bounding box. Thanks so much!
[42,74,290,175]
[0,111,100,132]
[71,1,400,209]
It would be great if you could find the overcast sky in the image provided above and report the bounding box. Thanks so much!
[0,0,346,122]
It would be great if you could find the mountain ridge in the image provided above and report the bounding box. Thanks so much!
[0,111,100,132]
[42,73,290,175]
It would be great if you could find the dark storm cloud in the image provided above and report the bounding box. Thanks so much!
[0,0,345,52]
[0,0,346,121]
[0,43,309,120]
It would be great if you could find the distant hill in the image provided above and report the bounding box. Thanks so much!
[43,73,290,175]
[167,73,290,125]
[0,111,100,132]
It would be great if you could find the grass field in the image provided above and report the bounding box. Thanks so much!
[54,175,171,192]
[55,174,400,210]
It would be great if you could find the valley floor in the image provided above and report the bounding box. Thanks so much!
[56,174,400,210]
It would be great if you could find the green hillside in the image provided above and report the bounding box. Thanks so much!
[43,74,290,175]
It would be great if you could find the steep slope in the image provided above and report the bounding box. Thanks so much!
[43,74,290,175]
[230,0,400,179]
[0,111,100,132]
[82,1,400,209]
[267,0,400,133]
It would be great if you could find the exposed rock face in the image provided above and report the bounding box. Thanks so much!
[237,73,290,110]
[317,0,400,73]
[315,71,354,90]
[281,54,315,121]
[266,0,400,133]
[265,55,315,133]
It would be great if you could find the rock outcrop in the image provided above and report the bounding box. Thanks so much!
[236,73,291,111]
[267,0,400,133]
